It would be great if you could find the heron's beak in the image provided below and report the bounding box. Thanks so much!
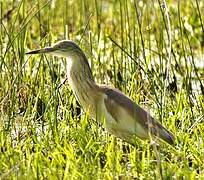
[26,47,55,55]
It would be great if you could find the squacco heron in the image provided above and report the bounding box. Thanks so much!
[26,40,175,145]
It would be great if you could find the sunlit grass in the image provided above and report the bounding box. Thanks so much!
[0,0,204,179]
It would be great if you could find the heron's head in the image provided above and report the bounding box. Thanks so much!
[26,40,83,58]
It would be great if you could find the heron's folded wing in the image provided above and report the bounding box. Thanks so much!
[102,86,151,129]
[102,86,175,145]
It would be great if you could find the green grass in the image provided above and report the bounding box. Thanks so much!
[0,0,204,179]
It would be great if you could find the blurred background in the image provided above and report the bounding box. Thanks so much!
[0,0,204,179]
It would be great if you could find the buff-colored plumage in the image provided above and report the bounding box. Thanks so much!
[26,40,175,145]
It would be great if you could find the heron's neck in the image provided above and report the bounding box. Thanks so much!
[66,53,99,117]
[66,53,95,85]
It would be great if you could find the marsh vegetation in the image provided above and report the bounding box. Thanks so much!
[0,0,204,179]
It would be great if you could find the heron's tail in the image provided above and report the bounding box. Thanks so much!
[154,122,175,145]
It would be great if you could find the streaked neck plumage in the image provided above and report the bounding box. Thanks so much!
[66,51,99,118]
